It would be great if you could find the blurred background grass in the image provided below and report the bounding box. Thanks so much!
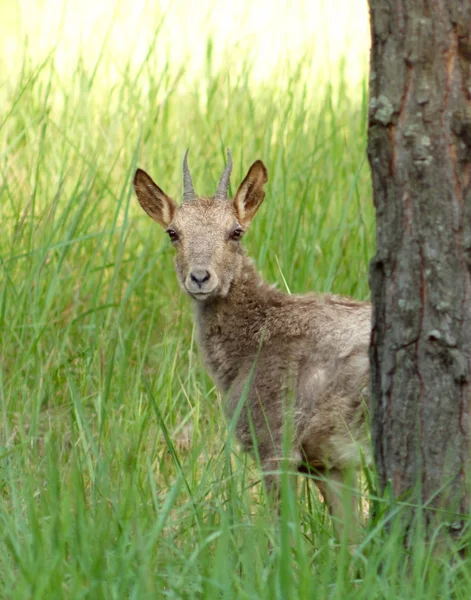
[1,1,468,598]
[0,0,369,85]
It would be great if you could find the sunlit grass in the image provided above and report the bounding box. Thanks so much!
[1,1,470,598]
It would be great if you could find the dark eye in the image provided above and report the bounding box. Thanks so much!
[230,228,244,241]
[166,229,179,243]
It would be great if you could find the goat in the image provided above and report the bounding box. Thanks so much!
[133,150,371,537]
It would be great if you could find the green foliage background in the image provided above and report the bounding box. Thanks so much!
[0,1,469,598]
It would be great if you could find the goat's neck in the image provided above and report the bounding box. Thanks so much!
[193,255,279,390]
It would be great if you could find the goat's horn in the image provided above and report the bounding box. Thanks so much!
[183,148,196,201]
[214,149,232,200]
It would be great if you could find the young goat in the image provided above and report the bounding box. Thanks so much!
[133,150,371,534]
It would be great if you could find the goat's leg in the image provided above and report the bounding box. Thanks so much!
[314,468,360,545]
[261,451,300,511]
[260,454,283,511]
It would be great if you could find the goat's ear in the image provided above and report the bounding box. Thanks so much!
[133,168,176,228]
[233,160,268,227]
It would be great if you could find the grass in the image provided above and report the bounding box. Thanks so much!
[1,1,470,598]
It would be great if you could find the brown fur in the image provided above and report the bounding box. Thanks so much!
[133,156,371,535]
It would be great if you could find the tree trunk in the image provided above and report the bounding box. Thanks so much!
[367,0,471,539]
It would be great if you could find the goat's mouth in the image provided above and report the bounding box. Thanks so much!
[189,290,216,301]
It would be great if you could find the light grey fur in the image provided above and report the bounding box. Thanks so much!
[133,154,371,534]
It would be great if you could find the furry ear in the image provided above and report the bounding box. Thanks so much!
[233,160,268,227]
[133,169,176,228]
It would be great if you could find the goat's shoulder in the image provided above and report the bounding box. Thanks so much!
[261,288,371,342]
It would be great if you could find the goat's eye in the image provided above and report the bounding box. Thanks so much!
[166,229,179,243]
[230,228,244,241]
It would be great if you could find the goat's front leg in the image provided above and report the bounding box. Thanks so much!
[314,468,360,545]
[259,454,281,511]
[260,448,300,513]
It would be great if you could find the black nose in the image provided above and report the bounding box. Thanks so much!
[190,269,211,288]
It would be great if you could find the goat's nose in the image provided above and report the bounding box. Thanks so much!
[190,269,211,288]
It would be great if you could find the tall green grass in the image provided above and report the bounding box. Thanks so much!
[1,5,470,599]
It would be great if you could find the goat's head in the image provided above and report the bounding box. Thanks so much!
[133,150,268,301]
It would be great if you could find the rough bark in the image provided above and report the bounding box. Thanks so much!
[367,0,471,538]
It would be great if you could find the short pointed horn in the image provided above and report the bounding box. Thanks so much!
[183,148,196,201]
[214,149,232,200]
